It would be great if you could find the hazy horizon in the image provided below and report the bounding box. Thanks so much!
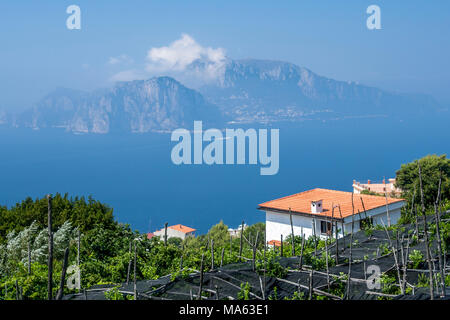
[1,1,450,111]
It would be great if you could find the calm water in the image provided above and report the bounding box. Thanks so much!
[0,114,448,234]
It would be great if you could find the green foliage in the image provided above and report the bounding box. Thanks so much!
[0,193,115,244]
[167,237,182,247]
[380,273,400,295]
[256,251,287,278]
[329,273,347,298]
[268,286,278,300]
[207,220,230,247]
[104,286,125,300]
[237,282,251,300]
[409,250,424,269]
[417,273,429,288]
[284,290,305,300]
[0,221,75,275]
[396,154,450,210]
[243,222,265,249]
[378,243,390,256]
[360,190,382,196]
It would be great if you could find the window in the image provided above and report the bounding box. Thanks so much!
[320,221,332,235]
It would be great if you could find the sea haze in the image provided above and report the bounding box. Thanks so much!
[0,113,448,234]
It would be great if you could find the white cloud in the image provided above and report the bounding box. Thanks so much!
[108,54,134,66]
[146,34,226,72]
[109,34,227,86]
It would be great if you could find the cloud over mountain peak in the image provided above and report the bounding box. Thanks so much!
[146,34,226,72]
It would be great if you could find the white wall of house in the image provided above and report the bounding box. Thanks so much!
[154,228,193,240]
[266,211,317,242]
[265,201,405,242]
[341,202,403,235]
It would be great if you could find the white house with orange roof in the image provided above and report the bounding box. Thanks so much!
[353,178,402,196]
[258,188,405,243]
[153,224,196,240]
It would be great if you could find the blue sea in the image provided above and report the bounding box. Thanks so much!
[0,114,448,234]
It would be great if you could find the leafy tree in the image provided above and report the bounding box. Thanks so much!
[0,193,115,244]
[207,221,229,247]
[243,222,265,249]
[396,154,450,209]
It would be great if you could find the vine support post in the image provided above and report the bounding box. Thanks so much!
[239,220,244,262]
[47,194,53,301]
[289,208,295,256]
[56,247,69,300]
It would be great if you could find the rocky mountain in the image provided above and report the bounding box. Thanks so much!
[16,77,222,134]
[199,59,440,122]
[7,59,442,134]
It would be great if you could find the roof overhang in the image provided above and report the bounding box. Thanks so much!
[258,199,406,222]
[257,206,343,222]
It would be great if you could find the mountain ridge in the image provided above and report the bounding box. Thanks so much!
[2,58,443,134]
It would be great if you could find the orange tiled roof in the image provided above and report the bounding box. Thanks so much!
[258,188,404,219]
[267,240,282,247]
[168,224,196,234]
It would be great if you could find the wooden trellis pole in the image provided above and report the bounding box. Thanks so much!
[298,228,305,270]
[345,193,355,300]
[220,247,225,268]
[280,234,283,257]
[214,285,220,300]
[308,269,313,300]
[263,231,266,294]
[434,175,446,297]
[133,241,137,300]
[164,222,168,246]
[289,208,295,256]
[27,237,31,275]
[77,228,81,293]
[312,218,317,256]
[180,253,184,271]
[411,186,418,239]
[338,205,345,249]
[325,226,330,291]
[239,220,244,262]
[259,276,265,300]
[384,177,391,227]
[211,239,215,271]
[47,194,53,301]
[230,234,232,258]
[252,231,259,271]
[15,280,20,300]
[126,239,132,285]
[56,247,69,300]
[360,197,368,221]
[391,245,404,295]
[198,253,204,300]
[401,235,410,294]
[418,161,434,300]
[332,204,338,265]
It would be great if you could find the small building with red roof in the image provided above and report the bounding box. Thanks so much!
[153,224,196,240]
[258,188,405,244]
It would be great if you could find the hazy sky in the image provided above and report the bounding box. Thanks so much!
[1,0,449,111]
